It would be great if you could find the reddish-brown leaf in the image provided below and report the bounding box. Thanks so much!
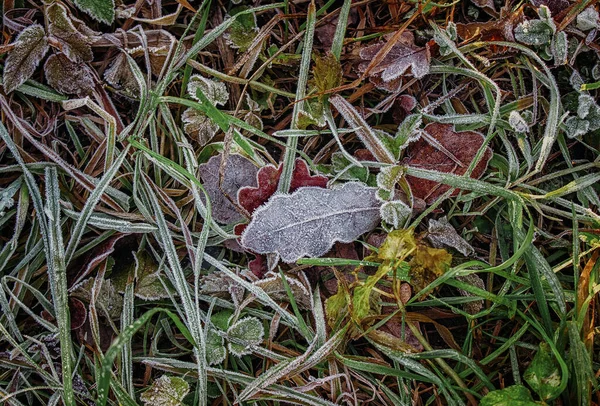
[403,123,493,204]
[238,159,327,214]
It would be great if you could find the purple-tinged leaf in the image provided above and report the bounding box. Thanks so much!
[358,31,430,82]
[199,154,258,224]
[241,182,382,263]
[44,53,95,96]
[3,25,49,93]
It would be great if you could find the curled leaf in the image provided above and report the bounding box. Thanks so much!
[104,53,139,96]
[3,25,49,93]
[427,217,474,257]
[241,182,381,263]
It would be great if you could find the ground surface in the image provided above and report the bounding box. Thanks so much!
[0,0,599,405]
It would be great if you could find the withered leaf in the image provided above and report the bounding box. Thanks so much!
[253,272,311,309]
[408,243,452,296]
[104,53,139,95]
[182,108,220,146]
[358,31,430,84]
[199,154,258,224]
[403,123,493,204]
[44,53,95,96]
[241,182,381,263]
[3,25,49,93]
[47,3,93,63]
[427,217,475,257]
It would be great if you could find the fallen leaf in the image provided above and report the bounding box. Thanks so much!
[238,159,327,215]
[47,3,93,63]
[254,272,311,309]
[3,25,49,93]
[358,31,430,83]
[427,217,475,257]
[226,316,264,357]
[110,251,176,301]
[408,242,452,296]
[241,182,381,263]
[199,153,258,224]
[140,375,189,406]
[403,123,493,204]
[104,53,139,96]
[44,53,95,96]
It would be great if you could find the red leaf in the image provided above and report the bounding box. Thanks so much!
[290,159,328,191]
[238,159,327,214]
[238,165,281,214]
[403,123,492,204]
[248,254,267,278]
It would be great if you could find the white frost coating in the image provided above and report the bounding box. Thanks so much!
[199,154,258,224]
[427,217,474,257]
[241,182,382,263]
[187,74,229,105]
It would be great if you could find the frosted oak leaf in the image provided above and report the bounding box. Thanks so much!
[241,182,381,263]
[358,31,430,91]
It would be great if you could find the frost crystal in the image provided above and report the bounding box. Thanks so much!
[3,25,49,93]
[241,182,382,263]
[187,74,229,105]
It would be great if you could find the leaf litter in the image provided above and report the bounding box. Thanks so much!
[1,1,599,405]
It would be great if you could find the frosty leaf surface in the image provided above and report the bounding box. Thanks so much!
[44,53,95,96]
[182,108,220,146]
[3,25,49,93]
[206,329,226,365]
[226,316,264,357]
[403,123,493,204]
[47,3,93,63]
[427,217,474,256]
[254,272,311,309]
[140,375,189,406]
[198,154,258,224]
[514,19,554,46]
[358,31,430,82]
[104,53,139,95]
[576,7,599,31]
[187,74,229,105]
[74,0,115,25]
[241,182,381,263]
[508,111,529,133]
